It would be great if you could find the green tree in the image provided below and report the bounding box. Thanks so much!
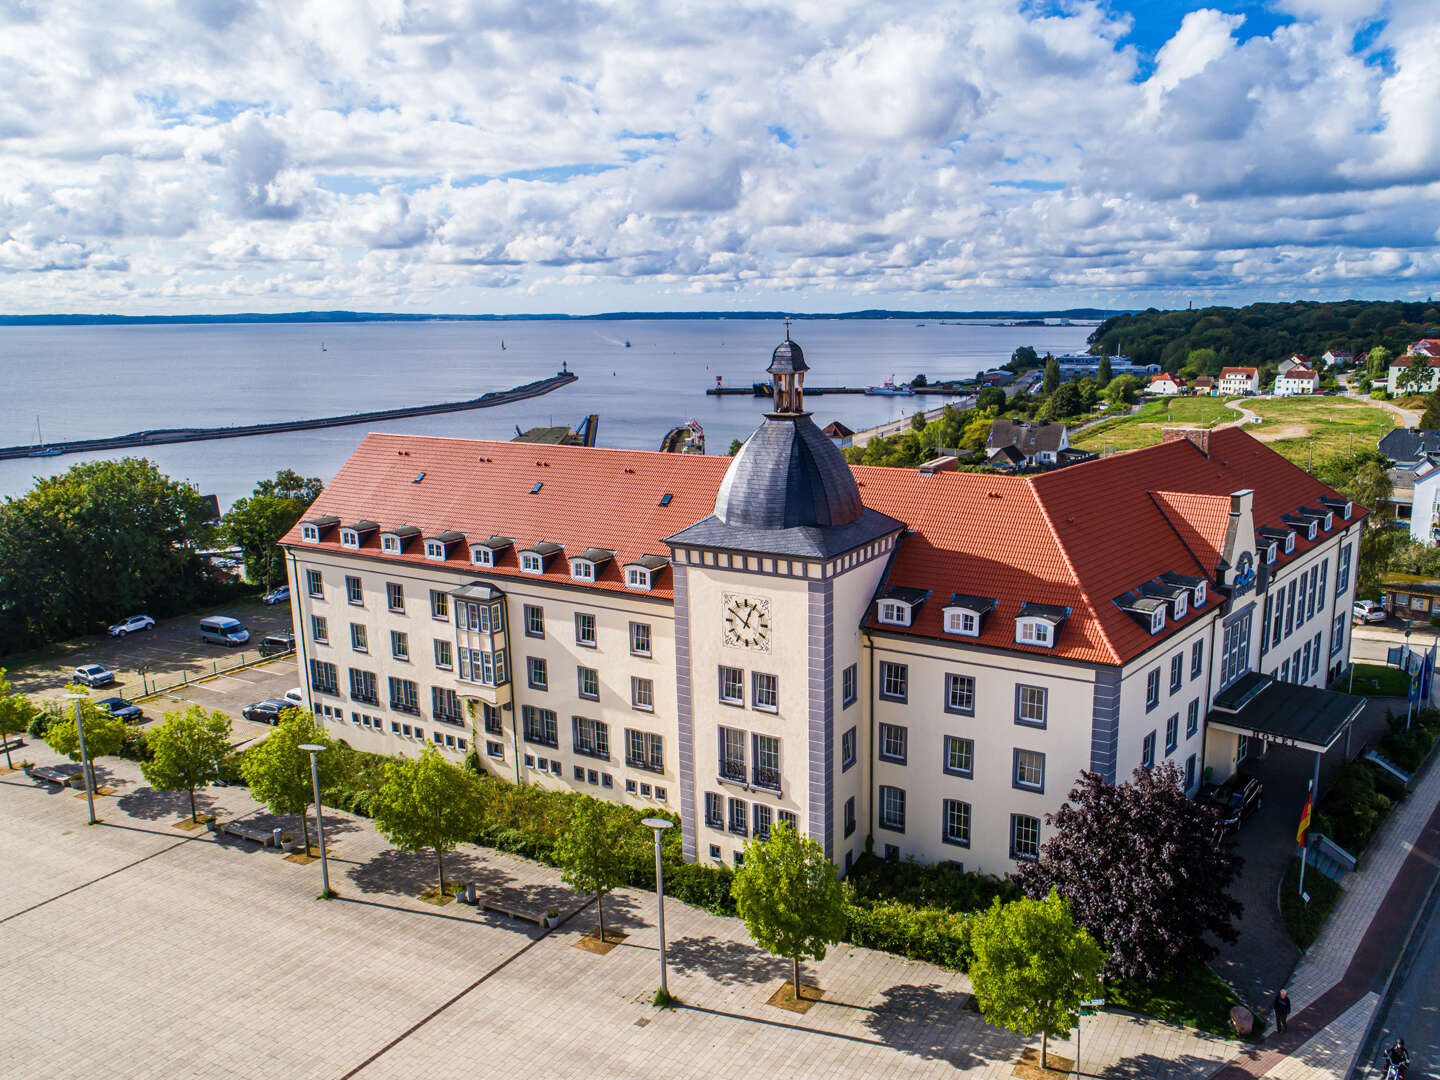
[1041,383,1083,420]
[221,469,323,590]
[1009,345,1039,371]
[909,409,927,432]
[1043,355,1060,395]
[0,458,215,649]
[1105,375,1141,405]
[1317,450,1396,596]
[554,797,639,943]
[240,708,337,851]
[1420,391,1440,430]
[968,889,1105,1071]
[140,705,232,821]
[1396,355,1430,396]
[1367,345,1393,376]
[0,669,40,770]
[975,386,1006,412]
[42,695,125,792]
[371,744,487,897]
[1096,354,1112,386]
[731,822,848,1001]
[727,438,744,456]
[911,373,928,388]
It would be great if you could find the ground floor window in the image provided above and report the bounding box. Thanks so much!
[878,785,906,832]
[1010,813,1041,860]
[942,799,971,848]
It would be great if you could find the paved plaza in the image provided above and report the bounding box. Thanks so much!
[0,745,1239,1080]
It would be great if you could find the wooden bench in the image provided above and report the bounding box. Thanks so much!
[222,821,286,848]
[476,893,547,926]
[28,764,83,787]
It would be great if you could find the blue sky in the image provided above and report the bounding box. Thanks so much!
[0,0,1435,314]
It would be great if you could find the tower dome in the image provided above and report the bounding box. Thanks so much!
[712,331,862,529]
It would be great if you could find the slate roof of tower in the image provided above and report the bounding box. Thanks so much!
[285,427,1364,666]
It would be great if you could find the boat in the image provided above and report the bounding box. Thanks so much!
[321,341,327,352]
[28,417,62,456]
[501,339,506,350]
[865,379,914,397]
[624,340,631,348]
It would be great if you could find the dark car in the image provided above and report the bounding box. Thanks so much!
[96,696,143,722]
[257,632,295,658]
[1203,772,1264,832]
[241,698,292,725]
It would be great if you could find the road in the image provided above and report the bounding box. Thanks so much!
[1360,879,1440,1078]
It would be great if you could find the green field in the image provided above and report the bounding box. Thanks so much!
[1073,395,1241,453]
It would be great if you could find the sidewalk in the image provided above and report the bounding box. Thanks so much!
[1209,742,1440,1080]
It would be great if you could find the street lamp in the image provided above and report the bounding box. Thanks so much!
[299,744,332,897]
[65,693,95,825]
[642,817,674,1001]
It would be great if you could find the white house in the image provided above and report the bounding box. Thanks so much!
[1275,367,1320,397]
[1278,355,1310,377]
[1218,367,1260,395]
[1387,355,1440,396]
[1148,373,1185,395]
[986,419,1071,467]
[1322,350,1352,369]
[1410,463,1440,546]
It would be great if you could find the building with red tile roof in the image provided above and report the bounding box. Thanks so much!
[1218,367,1260,395]
[281,336,1367,877]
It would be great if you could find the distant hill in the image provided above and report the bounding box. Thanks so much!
[0,308,1125,327]
[1089,300,1440,374]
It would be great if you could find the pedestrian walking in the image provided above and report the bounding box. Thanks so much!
[1273,988,1290,1033]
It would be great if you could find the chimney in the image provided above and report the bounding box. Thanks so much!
[918,456,958,477]
[1162,428,1211,456]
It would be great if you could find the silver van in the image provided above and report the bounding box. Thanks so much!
[199,615,250,646]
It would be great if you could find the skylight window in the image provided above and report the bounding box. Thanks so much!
[530,482,543,494]
[659,493,673,507]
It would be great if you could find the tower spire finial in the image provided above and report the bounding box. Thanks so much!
[785,317,791,341]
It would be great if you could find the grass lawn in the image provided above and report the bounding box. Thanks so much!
[1341,662,1412,697]
[1247,397,1398,471]
[1107,966,1245,1039]
[1279,855,1343,949]
[1074,396,1241,454]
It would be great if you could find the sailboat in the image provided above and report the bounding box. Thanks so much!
[28,417,61,457]
[321,341,327,352]
[501,339,507,351]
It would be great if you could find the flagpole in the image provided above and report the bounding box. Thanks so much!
[1296,779,1314,899]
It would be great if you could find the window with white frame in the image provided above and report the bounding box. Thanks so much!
[945,673,975,714]
[719,726,746,782]
[840,726,856,771]
[301,523,319,542]
[944,608,979,636]
[434,639,452,669]
[458,647,505,686]
[1332,612,1346,655]
[1337,544,1352,593]
[524,605,544,637]
[719,666,744,705]
[1169,654,1183,692]
[1142,730,1156,768]
[432,687,462,723]
[877,600,910,626]
[386,582,404,612]
[311,615,328,644]
[471,545,493,567]
[573,715,609,759]
[430,590,448,619]
[1191,639,1204,678]
[631,676,654,711]
[570,559,595,582]
[389,677,419,714]
[390,630,409,661]
[345,575,363,604]
[351,623,368,652]
[349,668,378,704]
[481,702,502,735]
[752,734,780,790]
[1195,582,1207,605]
[1145,668,1160,709]
[340,528,359,549]
[527,656,547,690]
[575,612,596,647]
[626,567,652,590]
[578,665,599,700]
[630,621,651,656]
[704,792,723,829]
[751,672,778,711]
[1010,813,1041,860]
[1165,714,1178,755]
[1150,610,1165,634]
[842,663,857,706]
[425,539,446,560]
[843,798,855,837]
[878,785,906,832]
[382,535,400,554]
[1220,612,1253,688]
[878,722,907,764]
[753,803,772,840]
[728,797,748,835]
[1014,749,1045,791]
[306,569,323,597]
[1186,698,1199,738]
[520,552,543,574]
[522,705,558,747]
[944,735,974,778]
[309,659,338,695]
[879,661,908,701]
[1017,619,1053,646]
[626,729,663,771]
[942,799,971,847]
[1016,685,1047,728]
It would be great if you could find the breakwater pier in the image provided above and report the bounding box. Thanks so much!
[1,371,578,462]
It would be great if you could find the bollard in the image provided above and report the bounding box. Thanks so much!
[272,827,283,848]
[466,882,477,905]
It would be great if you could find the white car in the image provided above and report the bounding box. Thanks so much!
[284,688,305,707]
[1353,600,1386,624]
[260,586,290,605]
[107,614,155,637]
[73,664,117,688]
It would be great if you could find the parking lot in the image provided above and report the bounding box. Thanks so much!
[1,599,300,741]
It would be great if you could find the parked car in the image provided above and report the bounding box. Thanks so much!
[284,687,305,707]
[199,616,250,646]
[241,699,292,725]
[257,632,295,658]
[72,663,116,688]
[96,696,143,722]
[260,586,290,605]
[107,614,155,637]
[1353,599,1386,624]
[1202,772,1264,832]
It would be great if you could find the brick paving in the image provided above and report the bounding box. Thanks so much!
[1,745,1237,1080]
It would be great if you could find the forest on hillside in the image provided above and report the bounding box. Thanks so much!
[1088,300,1440,376]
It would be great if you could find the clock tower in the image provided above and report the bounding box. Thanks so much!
[666,329,905,869]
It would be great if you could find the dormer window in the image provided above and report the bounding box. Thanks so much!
[521,553,544,574]
[627,567,652,590]
[878,601,911,626]
[1265,543,1277,564]
[1285,533,1295,553]
[571,560,595,581]
[382,535,400,553]
[472,546,494,567]
[947,609,978,636]
[1322,513,1333,531]
[300,514,339,543]
[1306,522,1317,540]
[1017,619,1052,646]
[425,540,446,560]
[1150,610,1165,633]
[301,524,319,542]
[623,555,668,593]
[1172,593,1187,619]
[469,536,513,568]
[569,548,614,583]
[1016,603,1068,647]
[340,528,359,549]
[1194,582,1207,606]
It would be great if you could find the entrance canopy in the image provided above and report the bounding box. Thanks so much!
[1208,672,1365,753]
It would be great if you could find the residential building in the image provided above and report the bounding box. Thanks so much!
[985,419,1070,468]
[1410,339,1440,358]
[1380,574,1440,620]
[1192,376,1216,394]
[1054,354,1160,378]
[281,334,1366,877]
[1409,464,1440,545]
[1218,367,1260,395]
[1387,350,1440,395]
[1274,367,1320,397]
[1379,429,1440,467]
[1322,350,1352,368]
[1278,355,1309,377]
[822,421,855,449]
[1148,373,1185,395]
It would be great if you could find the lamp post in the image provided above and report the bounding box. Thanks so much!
[299,744,331,896]
[65,693,96,825]
[642,818,674,1000]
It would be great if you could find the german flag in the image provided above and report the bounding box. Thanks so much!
[1296,794,1313,847]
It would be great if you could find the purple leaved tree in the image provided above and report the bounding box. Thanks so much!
[1016,761,1243,982]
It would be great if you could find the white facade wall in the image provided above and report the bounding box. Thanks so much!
[1387,362,1440,396]
[1410,470,1440,546]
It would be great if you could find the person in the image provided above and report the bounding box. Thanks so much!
[1273,988,1290,1033]
[1386,1039,1410,1078]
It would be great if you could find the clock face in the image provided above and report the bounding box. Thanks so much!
[722,593,772,651]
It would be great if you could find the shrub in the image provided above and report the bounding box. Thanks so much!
[1318,760,1392,853]
[1378,722,1440,773]
[844,899,975,970]
[846,853,1019,913]
[27,708,53,739]
[118,726,152,763]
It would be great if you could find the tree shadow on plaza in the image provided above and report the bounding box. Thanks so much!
[345,845,502,897]
[862,982,1017,1070]
[1088,1049,1232,1079]
[115,784,219,822]
[663,934,789,986]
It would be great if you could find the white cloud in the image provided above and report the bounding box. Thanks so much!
[0,0,1436,313]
